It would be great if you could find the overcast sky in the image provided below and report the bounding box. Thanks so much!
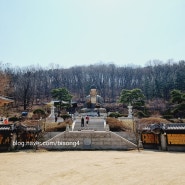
[0,0,185,68]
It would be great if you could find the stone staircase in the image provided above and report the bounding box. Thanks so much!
[39,116,138,150]
[39,130,137,150]
[73,117,105,131]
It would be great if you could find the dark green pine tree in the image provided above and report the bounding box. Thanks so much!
[51,87,72,110]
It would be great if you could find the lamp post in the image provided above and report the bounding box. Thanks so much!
[127,103,133,118]
[132,115,141,152]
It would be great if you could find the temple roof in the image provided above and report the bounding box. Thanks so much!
[0,95,14,106]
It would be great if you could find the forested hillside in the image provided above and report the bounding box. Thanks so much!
[1,60,185,110]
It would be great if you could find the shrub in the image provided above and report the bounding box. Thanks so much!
[168,118,184,123]
[61,114,71,120]
[106,117,131,131]
[109,112,122,118]
[33,109,46,119]
[45,122,72,132]
[136,111,148,118]
[173,108,185,118]
[46,122,66,132]
[162,108,172,115]
[162,115,174,119]
[139,117,170,124]
[172,103,185,118]
[8,116,20,122]
[33,109,46,115]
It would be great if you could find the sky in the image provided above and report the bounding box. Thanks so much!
[0,0,185,68]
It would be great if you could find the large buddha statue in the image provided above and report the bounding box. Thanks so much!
[85,85,103,109]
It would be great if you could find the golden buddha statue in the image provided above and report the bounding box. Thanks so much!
[85,85,103,109]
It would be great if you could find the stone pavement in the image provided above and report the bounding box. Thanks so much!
[73,117,105,131]
[46,116,64,123]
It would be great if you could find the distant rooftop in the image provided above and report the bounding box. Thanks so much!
[0,95,14,106]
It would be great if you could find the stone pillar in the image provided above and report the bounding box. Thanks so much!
[49,105,55,118]
[160,133,167,151]
[66,124,70,131]
[105,124,110,132]
[127,105,133,118]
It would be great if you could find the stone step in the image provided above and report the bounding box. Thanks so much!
[73,118,105,131]
[39,131,137,150]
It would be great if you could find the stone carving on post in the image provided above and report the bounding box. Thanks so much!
[49,102,56,119]
[127,104,133,118]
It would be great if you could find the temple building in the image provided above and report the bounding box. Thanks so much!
[0,95,14,107]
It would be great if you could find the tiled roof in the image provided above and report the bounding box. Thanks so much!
[142,123,185,131]
[166,124,185,130]
[0,96,14,102]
